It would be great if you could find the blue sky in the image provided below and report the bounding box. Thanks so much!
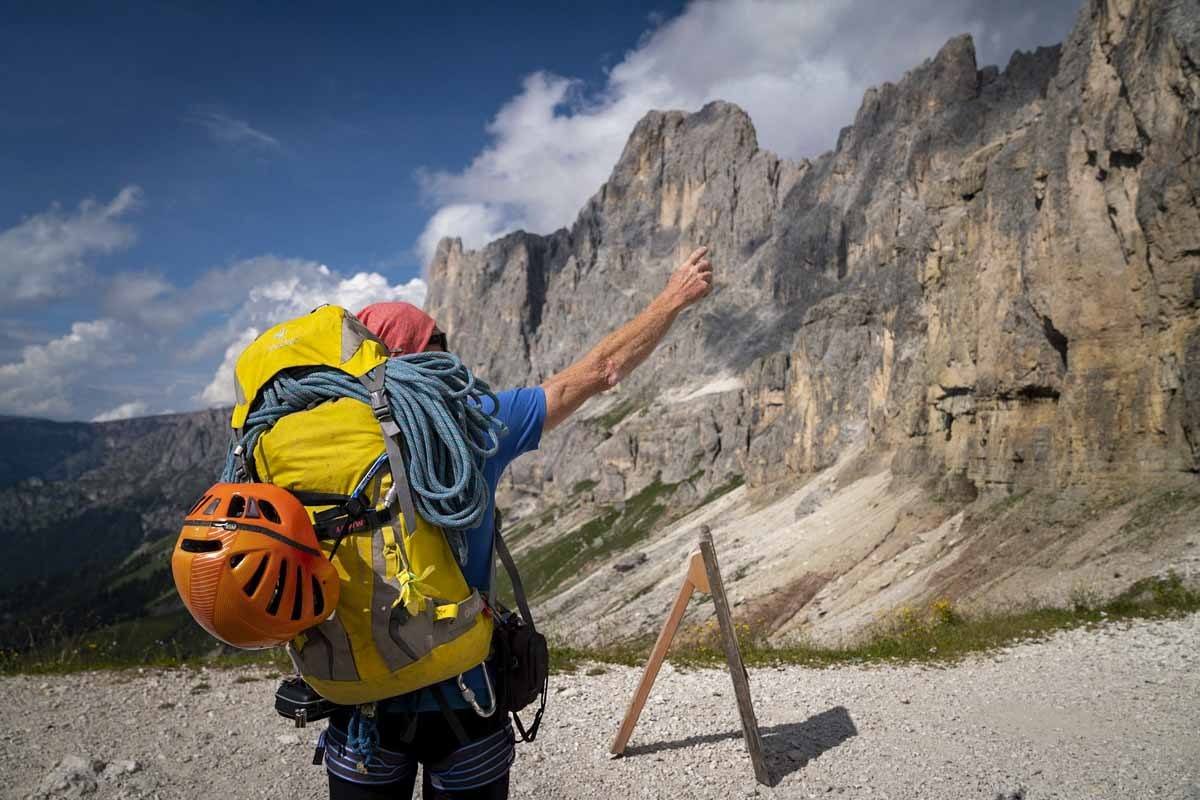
[0,0,1079,422]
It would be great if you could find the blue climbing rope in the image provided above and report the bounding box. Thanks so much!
[346,705,380,773]
[220,352,507,535]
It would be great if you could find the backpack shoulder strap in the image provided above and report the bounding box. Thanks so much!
[359,365,419,536]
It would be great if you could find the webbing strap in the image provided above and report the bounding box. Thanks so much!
[312,506,394,540]
[493,525,535,632]
[230,429,255,482]
[359,366,419,536]
[430,684,471,746]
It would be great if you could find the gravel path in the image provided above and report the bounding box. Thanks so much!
[2,615,1198,799]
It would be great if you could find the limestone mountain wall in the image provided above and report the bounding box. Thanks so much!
[426,0,1200,641]
[428,0,1198,509]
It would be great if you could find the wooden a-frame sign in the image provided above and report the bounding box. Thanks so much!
[610,525,770,786]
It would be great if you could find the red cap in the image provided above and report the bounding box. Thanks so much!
[357,302,438,355]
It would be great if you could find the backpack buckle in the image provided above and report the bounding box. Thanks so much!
[369,390,391,422]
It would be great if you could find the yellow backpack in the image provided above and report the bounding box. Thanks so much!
[227,305,493,706]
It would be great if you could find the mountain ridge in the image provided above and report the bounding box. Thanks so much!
[2,0,1197,654]
[425,0,1200,643]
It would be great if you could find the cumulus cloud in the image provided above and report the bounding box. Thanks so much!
[92,401,149,423]
[416,204,511,267]
[102,271,182,332]
[189,109,281,149]
[199,326,261,408]
[0,319,134,417]
[195,257,427,407]
[0,253,426,419]
[0,186,141,306]
[417,0,1078,261]
[0,181,428,420]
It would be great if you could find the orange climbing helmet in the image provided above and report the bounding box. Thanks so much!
[171,483,339,649]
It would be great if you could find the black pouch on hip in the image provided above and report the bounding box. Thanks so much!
[275,676,340,728]
[489,511,548,742]
[491,606,548,741]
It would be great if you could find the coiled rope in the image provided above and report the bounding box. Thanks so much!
[220,352,507,535]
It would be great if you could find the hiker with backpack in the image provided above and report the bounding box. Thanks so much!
[172,246,713,799]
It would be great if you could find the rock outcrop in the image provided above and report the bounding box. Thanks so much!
[427,0,1200,642]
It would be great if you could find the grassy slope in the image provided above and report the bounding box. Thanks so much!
[4,573,1195,677]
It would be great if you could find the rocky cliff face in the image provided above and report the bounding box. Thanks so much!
[428,0,1200,643]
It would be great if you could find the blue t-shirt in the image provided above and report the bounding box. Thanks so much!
[385,385,546,713]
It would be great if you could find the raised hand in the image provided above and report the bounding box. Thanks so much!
[663,246,714,310]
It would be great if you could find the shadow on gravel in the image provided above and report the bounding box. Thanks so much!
[622,705,857,786]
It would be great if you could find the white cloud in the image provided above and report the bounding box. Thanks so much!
[0,186,141,306]
[0,319,134,417]
[102,270,183,331]
[0,248,426,419]
[190,109,281,149]
[199,326,261,408]
[195,257,427,407]
[417,0,1077,259]
[92,401,149,422]
[416,203,511,266]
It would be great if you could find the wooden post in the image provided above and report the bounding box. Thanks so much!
[609,525,770,786]
[609,550,707,756]
[698,525,770,785]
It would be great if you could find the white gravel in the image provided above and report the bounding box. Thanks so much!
[2,615,1198,799]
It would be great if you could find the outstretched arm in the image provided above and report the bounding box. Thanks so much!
[541,246,713,432]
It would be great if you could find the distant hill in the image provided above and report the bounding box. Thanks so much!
[0,410,228,656]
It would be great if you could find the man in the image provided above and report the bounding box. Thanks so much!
[328,246,713,799]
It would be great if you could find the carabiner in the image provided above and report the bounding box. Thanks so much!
[457,668,497,718]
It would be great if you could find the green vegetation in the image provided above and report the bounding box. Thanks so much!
[1118,487,1200,544]
[500,501,563,548]
[699,474,745,507]
[3,575,1195,677]
[549,573,1200,672]
[595,399,639,431]
[985,488,1031,516]
[494,476,680,605]
[0,625,295,675]
[571,478,599,495]
[108,535,176,590]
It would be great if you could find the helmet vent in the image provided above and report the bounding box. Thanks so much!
[202,497,222,516]
[189,494,212,514]
[229,553,245,568]
[259,500,281,524]
[290,564,304,621]
[181,539,221,553]
[227,495,246,518]
[245,498,261,519]
[311,577,326,617]
[266,558,288,616]
[242,554,270,596]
